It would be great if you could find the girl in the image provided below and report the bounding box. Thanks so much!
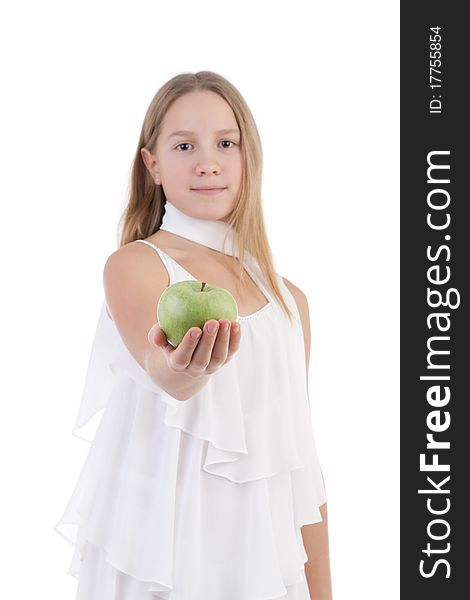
[54,71,332,600]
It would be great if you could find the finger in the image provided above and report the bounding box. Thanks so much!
[148,323,163,346]
[187,319,219,376]
[205,319,231,373]
[167,326,203,371]
[148,323,171,349]
[225,321,241,363]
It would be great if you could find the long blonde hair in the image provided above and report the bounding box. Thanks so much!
[118,70,295,324]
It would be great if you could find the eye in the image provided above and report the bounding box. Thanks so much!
[175,142,193,151]
[219,140,237,149]
[174,140,238,152]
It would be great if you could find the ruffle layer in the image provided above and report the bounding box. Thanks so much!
[55,292,326,599]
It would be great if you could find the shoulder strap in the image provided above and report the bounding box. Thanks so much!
[134,239,167,260]
[134,239,174,279]
[135,239,158,251]
[135,239,198,283]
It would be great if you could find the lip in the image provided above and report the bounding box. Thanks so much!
[191,187,227,195]
[191,186,227,190]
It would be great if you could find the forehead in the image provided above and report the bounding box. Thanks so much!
[161,91,239,133]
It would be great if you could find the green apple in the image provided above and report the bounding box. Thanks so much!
[157,280,239,347]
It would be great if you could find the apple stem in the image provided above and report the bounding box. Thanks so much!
[201,282,206,292]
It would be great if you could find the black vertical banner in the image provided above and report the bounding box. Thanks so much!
[401,3,469,599]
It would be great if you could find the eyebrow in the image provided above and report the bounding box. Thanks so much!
[167,128,240,139]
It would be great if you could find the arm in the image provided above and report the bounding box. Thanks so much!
[103,243,213,401]
[283,277,333,600]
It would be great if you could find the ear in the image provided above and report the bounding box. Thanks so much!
[140,148,161,181]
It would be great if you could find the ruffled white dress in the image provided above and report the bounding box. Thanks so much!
[54,240,327,600]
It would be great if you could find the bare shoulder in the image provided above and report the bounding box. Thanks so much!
[102,240,170,369]
[103,241,169,294]
[104,239,159,264]
[282,276,311,372]
[282,276,309,315]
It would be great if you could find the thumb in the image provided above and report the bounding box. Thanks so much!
[148,323,164,346]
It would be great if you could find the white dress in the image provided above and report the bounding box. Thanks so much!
[54,240,327,600]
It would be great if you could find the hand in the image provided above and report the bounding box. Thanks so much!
[147,319,241,378]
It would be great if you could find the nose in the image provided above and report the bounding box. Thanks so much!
[196,163,221,176]
[195,153,221,176]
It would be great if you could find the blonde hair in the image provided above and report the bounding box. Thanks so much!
[118,70,295,324]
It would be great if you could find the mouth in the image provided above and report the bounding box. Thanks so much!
[191,186,227,190]
[191,187,227,195]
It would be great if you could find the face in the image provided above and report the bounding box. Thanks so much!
[141,91,242,223]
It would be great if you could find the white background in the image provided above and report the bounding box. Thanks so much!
[0,1,399,598]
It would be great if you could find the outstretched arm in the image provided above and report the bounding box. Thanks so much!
[282,277,333,600]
